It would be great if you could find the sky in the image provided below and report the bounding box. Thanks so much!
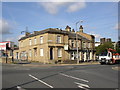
[1,1,119,45]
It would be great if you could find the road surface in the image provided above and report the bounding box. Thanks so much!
[2,63,120,89]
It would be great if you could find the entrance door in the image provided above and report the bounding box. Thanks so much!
[50,48,53,60]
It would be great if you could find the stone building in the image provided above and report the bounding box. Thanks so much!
[100,38,112,44]
[14,25,96,64]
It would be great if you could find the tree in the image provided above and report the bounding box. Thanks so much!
[14,45,18,48]
[116,41,120,54]
[96,42,114,55]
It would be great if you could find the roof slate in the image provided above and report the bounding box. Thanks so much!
[19,28,91,41]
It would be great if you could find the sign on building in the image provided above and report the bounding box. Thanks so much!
[0,41,14,50]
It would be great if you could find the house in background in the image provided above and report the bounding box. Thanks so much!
[0,41,14,58]
[14,25,96,64]
[95,38,117,50]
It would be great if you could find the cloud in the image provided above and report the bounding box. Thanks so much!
[40,2,66,14]
[3,34,25,45]
[0,19,13,34]
[67,2,86,12]
[18,34,25,39]
[39,0,86,14]
[114,23,120,30]
[4,37,15,42]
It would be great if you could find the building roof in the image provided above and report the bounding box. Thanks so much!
[19,28,91,41]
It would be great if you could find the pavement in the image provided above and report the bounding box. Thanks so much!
[112,66,120,71]
[3,61,100,67]
[2,63,120,89]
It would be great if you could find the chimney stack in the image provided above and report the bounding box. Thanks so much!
[65,25,71,32]
[25,32,30,36]
[72,29,75,32]
[79,25,83,32]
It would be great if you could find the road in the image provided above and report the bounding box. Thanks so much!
[2,63,120,89]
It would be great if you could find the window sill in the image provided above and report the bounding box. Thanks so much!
[58,56,62,58]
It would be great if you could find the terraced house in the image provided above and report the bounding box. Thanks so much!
[14,25,96,64]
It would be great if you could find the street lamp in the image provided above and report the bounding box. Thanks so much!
[76,20,83,64]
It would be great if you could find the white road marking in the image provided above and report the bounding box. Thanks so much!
[74,82,90,90]
[17,86,26,90]
[60,73,89,82]
[28,74,53,88]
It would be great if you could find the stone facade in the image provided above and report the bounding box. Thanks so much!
[14,25,96,64]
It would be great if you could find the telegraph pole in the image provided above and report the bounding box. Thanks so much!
[21,26,29,34]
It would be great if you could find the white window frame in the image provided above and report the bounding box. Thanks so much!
[71,52,75,60]
[40,48,44,56]
[29,39,32,46]
[57,48,62,57]
[40,36,43,44]
[57,36,61,43]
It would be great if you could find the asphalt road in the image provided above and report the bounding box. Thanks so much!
[2,63,120,89]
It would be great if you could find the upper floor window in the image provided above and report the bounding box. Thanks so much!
[34,38,37,44]
[84,42,86,48]
[71,40,74,47]
[40,36,43,44]
[88,42,91,48]
[82,42,85,48]
[29,39,32,46]
[57,36,61,43]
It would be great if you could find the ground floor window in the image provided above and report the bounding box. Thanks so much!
[86,51,90,60]
[71,52,75,60]
[29,49,32,57]
[40,48,43,56]
[58,48,62,57]
[20,51,27,60]
[70,52,77,60]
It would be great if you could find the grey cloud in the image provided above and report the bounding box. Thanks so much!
[0,19,13,35]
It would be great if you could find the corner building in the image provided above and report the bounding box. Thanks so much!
[14,25,96,64]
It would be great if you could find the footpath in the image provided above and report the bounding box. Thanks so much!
[1,57,99,67]
[16,61,99,67]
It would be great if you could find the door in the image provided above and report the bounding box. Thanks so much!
[50,48,53,60]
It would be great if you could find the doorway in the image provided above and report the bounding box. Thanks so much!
[50,48,53,60]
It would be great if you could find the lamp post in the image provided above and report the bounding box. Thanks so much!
[76,20,83,64]
[76,21,79,64]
